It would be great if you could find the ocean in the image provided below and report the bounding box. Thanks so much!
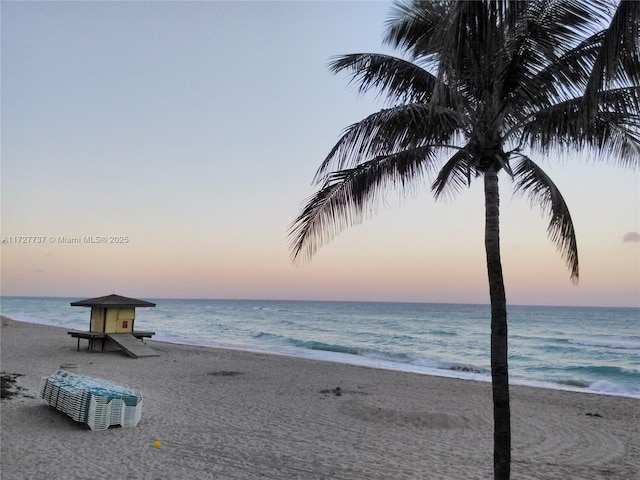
[1,296,638,398]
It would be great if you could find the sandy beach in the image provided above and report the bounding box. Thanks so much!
[1,317,638,480]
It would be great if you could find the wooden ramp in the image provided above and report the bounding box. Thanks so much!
[107,333,160,358]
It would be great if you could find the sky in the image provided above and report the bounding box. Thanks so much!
[1,1,639,308]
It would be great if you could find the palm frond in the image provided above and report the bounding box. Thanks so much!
[512,155,579,282]
[290,147,438,263]
[497,1,613,118]
[315,103,463,182]
[329,53,443,105]
[526,0,608,54]
[436,1,491,95]
[514,87,640,167]
[504,32,605,117]
[385,0,485,110]
[431,149,477,200]
[383,0,450,60]
[584,0,640,103]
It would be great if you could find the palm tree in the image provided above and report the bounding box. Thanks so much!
[289,1,639,479]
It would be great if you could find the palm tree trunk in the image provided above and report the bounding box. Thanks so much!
[484,169,511,480]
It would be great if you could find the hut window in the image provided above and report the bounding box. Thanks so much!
[122,320,129,329]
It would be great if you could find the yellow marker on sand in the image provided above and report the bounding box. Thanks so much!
[153,441,161,448]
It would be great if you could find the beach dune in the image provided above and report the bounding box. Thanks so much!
[1,318,638,479]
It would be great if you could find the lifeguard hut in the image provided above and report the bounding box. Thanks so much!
[68,294,158,358]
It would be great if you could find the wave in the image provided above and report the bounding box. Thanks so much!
[567,339,640,350]
[510,335,640,351]
[251,331,283,341]
[588,380,636,395]
[251,331,492,377]
[429,330,458,337]
[391,334,418,342]
[251,332,360,355]
[530,365,640,398]
[556,379,590,388]
[564,364,640,378]
[446,364,489,374]
[290,339,361,355]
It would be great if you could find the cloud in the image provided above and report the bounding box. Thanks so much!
[622,232,640,243]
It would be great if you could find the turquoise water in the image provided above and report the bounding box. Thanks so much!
[1,296,638,398]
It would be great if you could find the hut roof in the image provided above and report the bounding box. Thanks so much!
[70,294,156,308]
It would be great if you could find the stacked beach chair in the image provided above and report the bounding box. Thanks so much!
[39,370,142,430]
